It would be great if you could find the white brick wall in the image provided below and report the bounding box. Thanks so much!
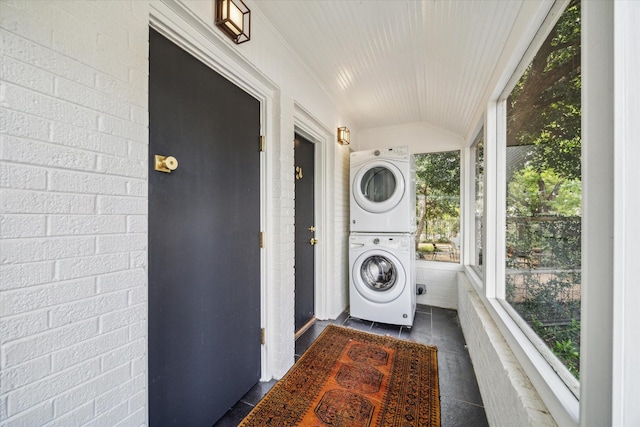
[0,1,149,426]
[416,263,460,309]
[457,273,557,427]
[331,145,350,318]
[1,0,355,423]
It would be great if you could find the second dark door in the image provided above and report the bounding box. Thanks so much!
[294,134,316,333]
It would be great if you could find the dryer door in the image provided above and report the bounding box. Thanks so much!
[352,160,405,214]
[352,249,406,303]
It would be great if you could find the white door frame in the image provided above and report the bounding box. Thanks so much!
[294,104,333,320]
[149,0,277,380]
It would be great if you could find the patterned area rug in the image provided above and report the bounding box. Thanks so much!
[239,325,440,427]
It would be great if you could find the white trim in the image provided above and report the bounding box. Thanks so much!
[612,2,640,426]
[462,145,473,268]
[581,1,615,426]
[484,100,498,300]
[494,99,506,302]
[293,104,333,320]
[149,0,278,381]
[465,123,485,279]
[458,148,467,266]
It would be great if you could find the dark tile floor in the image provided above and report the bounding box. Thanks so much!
[213,304,488,427]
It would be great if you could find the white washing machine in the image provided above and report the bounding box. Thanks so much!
[350,146,416,233]
[349,233,416,327]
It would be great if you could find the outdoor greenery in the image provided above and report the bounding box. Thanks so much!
[505,0,581,379]
[414,151,460,256]
[532,318,581,379]
[507,0,581,181]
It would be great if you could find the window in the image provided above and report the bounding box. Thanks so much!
[414,151,460,263]
[472,132,485,275]
[503,0,581,384]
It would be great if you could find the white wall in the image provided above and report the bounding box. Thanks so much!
[356,121,463,153]
[0,0,351,424]
[416,262,460,310]
[1,1,150,425]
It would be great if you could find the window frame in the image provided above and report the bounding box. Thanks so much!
[470,129,485,281]
[465,1,581,425]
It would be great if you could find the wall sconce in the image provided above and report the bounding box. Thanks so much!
[215,0,250,44]
[337,127,350,145]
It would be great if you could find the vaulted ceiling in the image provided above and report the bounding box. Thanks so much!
[253,0,527,138]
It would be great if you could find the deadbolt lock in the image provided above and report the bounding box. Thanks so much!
[310,238,318,246]
[308,226,316,232]
[155,155,179,173]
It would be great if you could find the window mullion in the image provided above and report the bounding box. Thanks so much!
[484,101,500,299]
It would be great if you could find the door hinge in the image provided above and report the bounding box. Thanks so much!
[260,135,265,152]
[261,328,266,345]
[260,231,265,248]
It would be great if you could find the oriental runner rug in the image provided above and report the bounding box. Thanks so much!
[239,324,440,427]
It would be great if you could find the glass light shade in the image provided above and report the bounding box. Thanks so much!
[216,0,250,44]
[337,127,350,145]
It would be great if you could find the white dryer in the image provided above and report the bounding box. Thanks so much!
[349,233,416,327]
[350,146,416,233]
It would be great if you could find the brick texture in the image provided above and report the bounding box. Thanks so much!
[0,1,149,425]
[457,273,557,427]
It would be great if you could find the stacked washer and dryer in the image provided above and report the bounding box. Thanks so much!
[349,146,417,327]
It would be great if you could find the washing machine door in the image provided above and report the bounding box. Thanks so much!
[352,160,405,214]
[352,249,406,303]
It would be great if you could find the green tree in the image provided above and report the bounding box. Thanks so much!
[415,151,460,249]
[507,166,581,217]
[504,0,582,380]
[507,0,581,181]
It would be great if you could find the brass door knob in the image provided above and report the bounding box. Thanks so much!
[155,155,179,173]
[310,238,318,246]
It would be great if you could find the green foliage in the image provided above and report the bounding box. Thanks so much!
[415,151,460,248]
[507,0,581,181]
[531,317,581,379]
[505,0,582,381]
[415,151,460,195]
[507,166,581,217]
[506,216,581,268]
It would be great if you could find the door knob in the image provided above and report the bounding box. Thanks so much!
[155,155,179,173]
[309,238,318,246]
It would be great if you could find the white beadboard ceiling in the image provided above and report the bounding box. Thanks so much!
[252,0,526,138]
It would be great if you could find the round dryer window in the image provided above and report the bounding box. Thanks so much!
[360,167,396,202]
[352,160,405,214]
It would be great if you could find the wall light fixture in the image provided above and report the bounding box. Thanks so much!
[215,0,250,44]
[337,127,350,145]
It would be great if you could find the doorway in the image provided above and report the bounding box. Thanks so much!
[294,133,316,335]
[148,29,261,425]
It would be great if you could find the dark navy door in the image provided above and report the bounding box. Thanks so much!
[149,29,261,426]
[294,134,315,333]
